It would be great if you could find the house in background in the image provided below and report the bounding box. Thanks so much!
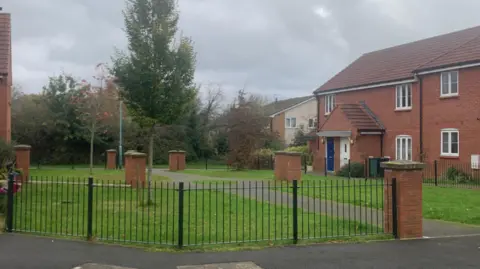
[312,25,480,173]
[264,96,317,146]
[0,11,11,142]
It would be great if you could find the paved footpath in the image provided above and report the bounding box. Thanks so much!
[1,234,480,268]
[153,170,480,238]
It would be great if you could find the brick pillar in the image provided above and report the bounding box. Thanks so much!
[106,149,117,170]
[14,145,31,182]
[124,151,146,188]
[381,160,425,239]
[274,152,302,181]
[168,150,186,171]
[0,13,12,143]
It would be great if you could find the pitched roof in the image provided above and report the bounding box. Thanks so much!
[263,96,314,116]
[339,104,384,131]
[0,13,11,75]
[319,103,384,132]
[315,25,480,93]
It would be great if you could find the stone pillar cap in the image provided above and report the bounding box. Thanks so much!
[169,150,186,153]
[14,144,31,150]
[275,151,302,156]
[106,149,117,153]
[124,151,146,158]
[380,160,425,170]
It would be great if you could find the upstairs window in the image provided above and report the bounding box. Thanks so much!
[396,135,412,161]
[440,71,458,97]
[308,117,317,129]
[396,84,412,110]
[441,129,459,157]
[285,117,297,128]
[325,94,335,115]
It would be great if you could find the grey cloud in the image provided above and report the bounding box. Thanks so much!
[5,0,480,100]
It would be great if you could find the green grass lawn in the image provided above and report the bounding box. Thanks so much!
[182,169,348,181]
[182,169,480,226]
[29,168,170,183]
[154,160,228,170]
[182,169,275,179]
[11,180,381,247]
[423,186,480,225]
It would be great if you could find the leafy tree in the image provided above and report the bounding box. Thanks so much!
[71,68,117,174]
[226,90,273,170]
[112,0,197,202]
[11,93,54,166]
[42,74,85,165]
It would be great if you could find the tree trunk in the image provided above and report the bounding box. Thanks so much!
[89,128,95,175]
[147,130,154,203]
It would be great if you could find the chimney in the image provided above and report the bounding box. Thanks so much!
[0,10,11,142]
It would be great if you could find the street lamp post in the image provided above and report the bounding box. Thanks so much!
[118,100,123,169]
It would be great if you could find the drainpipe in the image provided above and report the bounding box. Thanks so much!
[418,75,424,162]
[316,95,321,150]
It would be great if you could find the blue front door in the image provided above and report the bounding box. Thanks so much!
[326,138,335,171]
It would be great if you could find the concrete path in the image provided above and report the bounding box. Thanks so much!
[154,169,480,237]
[1,234,480,269]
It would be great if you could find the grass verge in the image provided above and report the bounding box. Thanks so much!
[11,181,383,247]
[30,169,170,183]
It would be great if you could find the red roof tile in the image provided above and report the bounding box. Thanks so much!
[339,104,383,131]
[0,13,11,75]
[315,25,480,93]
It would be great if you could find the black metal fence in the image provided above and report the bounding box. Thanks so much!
[422,160,480,188]
[4,175,392,248]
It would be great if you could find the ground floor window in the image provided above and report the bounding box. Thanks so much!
[396,135,412,161]
[441,129,459,157]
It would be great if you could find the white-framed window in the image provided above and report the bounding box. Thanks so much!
[396,135,412,161]
[395,84,412,110]
[308,117,317,129]
[441,128,459,157]
[285,117,297,128]
[440,71,458,97]
[325,94,335,115]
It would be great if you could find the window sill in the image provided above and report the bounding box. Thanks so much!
[394,107,412,112]
[440,155,459,159]
[324,113,331,117]
[440,94,459,99]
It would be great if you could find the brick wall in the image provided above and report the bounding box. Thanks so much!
[316,83,420,165]
[315,66,480,167]
[422,67,480,163]
[271,113,285,144]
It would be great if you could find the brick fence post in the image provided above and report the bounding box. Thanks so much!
[381,160,425,239]
[14,144,31,183]
[124,150,146,188]
[106,149,117,170]
[169,150,186,171]
[274,151,302,182]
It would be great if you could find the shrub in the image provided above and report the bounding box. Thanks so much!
[0,139,14,181]
[284,145,313,165]
[253,148,274,157]
[336,162,365,178]
[446,167,473,183]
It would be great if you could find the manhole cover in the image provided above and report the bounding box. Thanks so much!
[73,264,137,269]
[177,262,263,269]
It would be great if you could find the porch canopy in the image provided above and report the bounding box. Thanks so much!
[316,130,352,137]
[317,102,385,136]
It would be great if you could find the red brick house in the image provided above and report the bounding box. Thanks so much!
[0,11,11,142]
[312,25,480,173]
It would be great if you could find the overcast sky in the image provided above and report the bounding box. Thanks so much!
[5,0,480,101]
